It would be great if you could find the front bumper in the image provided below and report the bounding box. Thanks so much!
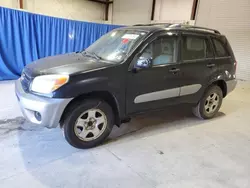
[15,79,72,128]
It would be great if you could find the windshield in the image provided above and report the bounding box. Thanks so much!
[85,29,147,63]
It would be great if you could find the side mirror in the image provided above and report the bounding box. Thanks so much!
[135,57,152,69]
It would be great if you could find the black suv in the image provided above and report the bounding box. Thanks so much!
[15,24,237,148]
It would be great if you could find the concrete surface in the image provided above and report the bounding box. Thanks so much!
[0,80,250,188]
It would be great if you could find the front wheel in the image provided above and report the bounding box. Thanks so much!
[63,99,114,149]
[193,85,223,119]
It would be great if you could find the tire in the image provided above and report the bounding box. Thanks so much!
[193,85,223,119]
[63,99,114,149]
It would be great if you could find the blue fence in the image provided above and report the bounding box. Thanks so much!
[0,7,121,80]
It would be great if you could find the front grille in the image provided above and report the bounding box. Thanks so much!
[20,71,32,92]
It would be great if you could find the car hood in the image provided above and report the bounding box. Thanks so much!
[24,52,114,77]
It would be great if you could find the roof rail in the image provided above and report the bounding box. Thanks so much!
[133,23,220,34]
[169,24,220,34]
[182,25,220,34]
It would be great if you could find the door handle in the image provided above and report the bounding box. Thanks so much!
[169,68,180,74]
[207,63,215,68]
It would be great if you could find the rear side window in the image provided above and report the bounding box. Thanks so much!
[182,36,213,61]
[212,38,229,57]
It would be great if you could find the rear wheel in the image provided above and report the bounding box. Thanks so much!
[63,99,114,149]
[193,85,223,119]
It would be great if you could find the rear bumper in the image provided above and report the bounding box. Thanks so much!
[226,79,237,94]
[15,79,72,128]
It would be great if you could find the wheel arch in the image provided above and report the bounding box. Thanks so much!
[210,79,227,97]
[60,91,122,128]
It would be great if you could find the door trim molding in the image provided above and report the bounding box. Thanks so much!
[134,84,202,104]
[134,88,180,104]
[180,84,202,96]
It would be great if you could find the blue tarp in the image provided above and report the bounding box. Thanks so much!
[0,7,121,80]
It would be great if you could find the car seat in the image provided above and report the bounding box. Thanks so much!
[153,42,173,65]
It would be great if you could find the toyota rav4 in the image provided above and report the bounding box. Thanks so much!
[15,24,237,148]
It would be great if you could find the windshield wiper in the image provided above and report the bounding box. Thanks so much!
[82,51,101,60]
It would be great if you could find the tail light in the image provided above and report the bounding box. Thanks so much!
[234,61,237,69]
[234,61,237,79]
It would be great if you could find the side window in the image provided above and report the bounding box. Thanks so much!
[182,36,212,61]
[140,36,177,66]
[212,38,229,57]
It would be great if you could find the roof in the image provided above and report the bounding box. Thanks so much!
[117,23,221,35]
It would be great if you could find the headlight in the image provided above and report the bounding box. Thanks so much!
[31,74,69,94]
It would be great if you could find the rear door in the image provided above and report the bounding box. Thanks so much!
[178,33,216,104]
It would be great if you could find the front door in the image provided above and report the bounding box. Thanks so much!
[126,34,181,114]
